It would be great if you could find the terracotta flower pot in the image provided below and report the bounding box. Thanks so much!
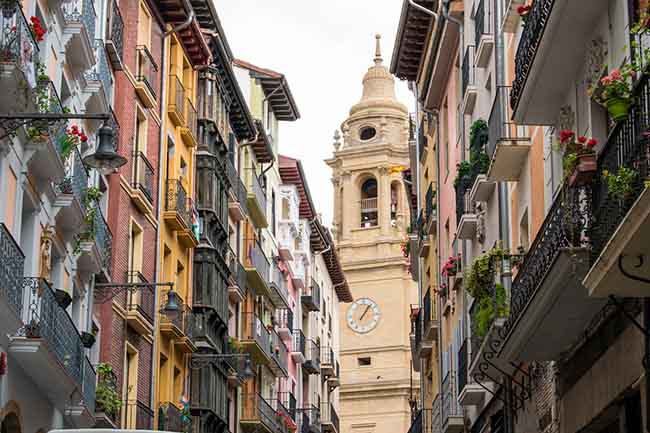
[569,153,597,186]
[606,97,631,122]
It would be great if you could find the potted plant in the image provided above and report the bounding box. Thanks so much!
[596,67,636,122]
[453,160,472,188]
[96,363,122,417]
[602,166,639,200]
[559,131,598,186]
[28,16,46,42]
[469,119,488,150]
[80,331,96,348]
[54,289,72,309]
[441,255,460,277]
[58,124,88,160]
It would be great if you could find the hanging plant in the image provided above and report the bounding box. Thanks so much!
[453,161,472,188]
[469,119,488,149]
[464,246,508,300]
[475,283,509,338]
[59,124,88,160]
[558,131,598,186]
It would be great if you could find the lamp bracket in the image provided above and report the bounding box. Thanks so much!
[0,113,110,140]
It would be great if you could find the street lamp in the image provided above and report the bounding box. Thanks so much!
[94,281,181,319]
[0,113,127,172]
[189,353,256,381]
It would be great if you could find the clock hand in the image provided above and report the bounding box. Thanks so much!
[359,305,371,320]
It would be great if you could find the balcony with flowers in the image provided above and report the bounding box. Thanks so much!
[0,4,40,111]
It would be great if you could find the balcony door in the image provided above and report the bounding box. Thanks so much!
[123,343,139,427]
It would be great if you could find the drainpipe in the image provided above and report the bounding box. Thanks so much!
[441,0,464,159]
[408,0,440,19]
[164,0,195,37]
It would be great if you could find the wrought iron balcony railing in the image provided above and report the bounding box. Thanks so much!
[132,150,155,203]
[242,393,282,432]
[458,338,468,394]
[277,308,293,330]
[166,178,191,227]
[246,237,270,282]
[161,294,194,339]
[270,260,290,307]
[322,403,339,433]
[190,353,228,419]
[474,0,492,49]
[92,203,112,271]
[247,166,267,218]
[135,45,158,99]
[441,371,462,422]
[0,224,25,318]
[227,246,247,295]
[0,4,38,72]
[126,271,155,324]
[84,39,112,94]
[292,329,306,356]
[62,0,96,40]
[487,86,529,160]
[23,278,95,400]
[279,392,297,420]
[299,406,321,433]
[425,183,436,226]
[158,402,185,432]
[105,0,124,69]
[302,277,321,311]
[304,338,320,372]
[432,396,442,433]
[462,45,475,97]
[185,97,198,138]
[169,75,185,124]
[270,327,289,375]
[510,0,554,112]
[123,400,154,429]
[242,312,272,358]
[422,288,436,334]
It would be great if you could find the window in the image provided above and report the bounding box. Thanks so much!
[359,126,376,141]
[358,357,371,366]
[390,182,400,222]
[137,2,152,47]
[129,222,143,273]
[360,178,378,227]
[282,197,290,220]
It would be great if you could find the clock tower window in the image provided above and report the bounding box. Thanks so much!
[360,178,378,227]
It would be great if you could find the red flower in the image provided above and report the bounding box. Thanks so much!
[559,130,575,144]
[587,138,597,148]
[71,124,79,133]
[80,134,88,142]
[577,135,587,144]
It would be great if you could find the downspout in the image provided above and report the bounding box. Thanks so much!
[164,0,194,37]
[441,0,464,158]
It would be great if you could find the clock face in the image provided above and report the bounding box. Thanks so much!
[347,298,381,334]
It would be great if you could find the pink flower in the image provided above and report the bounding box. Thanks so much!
[601,76,612,85]
[610,69,622,80]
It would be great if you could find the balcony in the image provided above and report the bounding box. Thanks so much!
[414,309,431,358]
[244,237,271,295]
[456,192,477,240]
[584,73,650,298]
[193,246,230,328]
[241,312,273,365]
[303,339,320,374]
[441,371,463,433]
[291,329,306,363]
[279,392,297,421]
[61,0,97,72]
[105,0,124,70]
[298,406,321,433]
[164,179,197,247]
[241,394,283,433]
[83,39,113,113]
[458,337,485,408]
[270,261,290,309]
[158,402,184,432]
[77,202,112,275]
[415,212,431,257]
[277,308,293,339]
[487,86,530,182]
[302,278,320,312]
[0,4,39,112]
[226,157,248,221]
[320,403,341,433]
[510,0,608,124]
[135,45,158,108]
[321,346,337,378]
[247,166,268,228]
[224,353,253,387]
[270,327,289,377]
[432,396,442,433]
[168,75,185,126]
[125,271,155,335]
[0,224,25,334]
[292,255,307,289]
[190,358,228,423]
[461,45,477,114]
[278,185,301,260]
[473,0,493,68]
[424,183,437,235]
[422,288,439,342]
[181,98,198,147]
[196,156,229,239]
[227,248,247,304]
[498,184,605,361]
[501,0,527,32]
[123,400,154,429]
[9,278,96,424]
[130,151,155,213]
[360,197,378,227]
[159,295,195,353]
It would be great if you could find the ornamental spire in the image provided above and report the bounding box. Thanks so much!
[374,34,382,65]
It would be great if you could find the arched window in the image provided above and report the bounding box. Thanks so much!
[360,178,378,227]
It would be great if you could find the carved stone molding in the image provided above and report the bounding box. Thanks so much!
[557,105,575,134]
[584,37,607,91]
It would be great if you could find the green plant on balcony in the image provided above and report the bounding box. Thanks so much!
[591,65,636,122]
[73,187,103,254]
[96,363,122,416]
[453,160,472,188]
[475,283,508,338]
[58,124,88,160]
[602,166,640,200]
[558,131,598,186]
[465,247,507,300]
[469,119,488,149]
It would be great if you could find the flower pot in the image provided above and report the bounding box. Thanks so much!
[80,331,96,349]
[568,153,597,186]
[606,97,631,122]
[54,289,72,309]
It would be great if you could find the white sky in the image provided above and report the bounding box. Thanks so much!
[217,1,414,225]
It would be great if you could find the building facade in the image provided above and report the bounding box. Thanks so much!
[328,35,418,433]
[392,3,650,433]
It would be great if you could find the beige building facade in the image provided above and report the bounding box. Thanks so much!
[327,36,418,433]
